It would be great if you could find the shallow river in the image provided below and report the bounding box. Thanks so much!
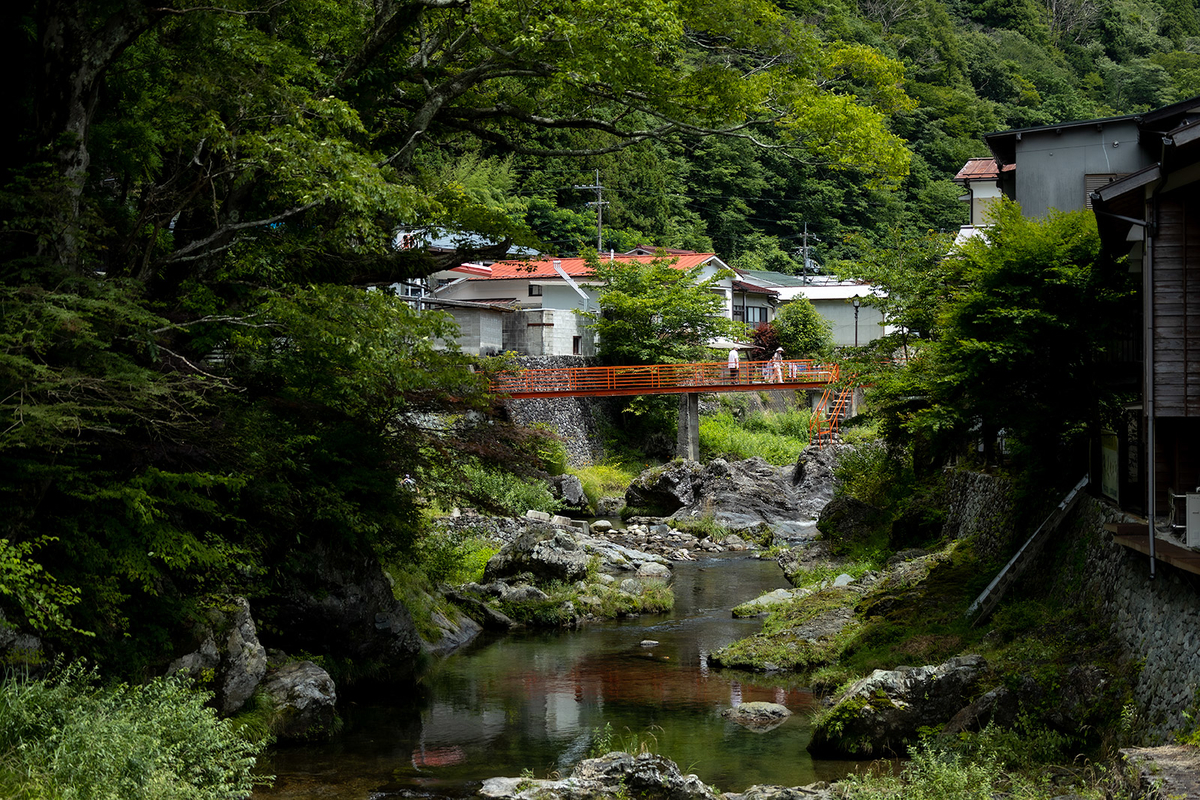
[253,553,861,800]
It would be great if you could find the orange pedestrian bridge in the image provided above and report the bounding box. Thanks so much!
[488,358,839,399]
[487,359,850,458]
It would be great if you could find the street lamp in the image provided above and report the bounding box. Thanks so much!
[852,295,861,347]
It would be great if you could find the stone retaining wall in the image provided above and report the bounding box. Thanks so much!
[953,470,1200,743]
[1062,497,1200,742]
[503,356,614,467]
[942,469,1018,562]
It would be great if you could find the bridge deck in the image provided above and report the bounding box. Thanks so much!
[489,359,838,399]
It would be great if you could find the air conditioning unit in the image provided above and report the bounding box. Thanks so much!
[1187,493,1200,548]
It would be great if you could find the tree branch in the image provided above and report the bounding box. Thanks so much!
[164,199,324,263]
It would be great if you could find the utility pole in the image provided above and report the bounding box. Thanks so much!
[574,169,608,250]
[792,222,820,283]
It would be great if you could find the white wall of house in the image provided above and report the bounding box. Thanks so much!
[433,257,740,356]
[776,282,887,347]
[965,181,1003,227]
[811,299,885,346]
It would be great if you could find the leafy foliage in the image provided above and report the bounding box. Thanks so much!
[771,300,835,357]
[699,410,812,464]
[587,254,750,365]
[860,201,1135,477]
[0,664,267,800]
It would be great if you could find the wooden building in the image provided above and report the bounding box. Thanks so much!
[1091,98,1200,543]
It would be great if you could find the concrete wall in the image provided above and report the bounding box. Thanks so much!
[502,308,595,356]
[1012,120,1145,217]
[443,307,505,355]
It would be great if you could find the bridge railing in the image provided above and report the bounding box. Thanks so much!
[489,359,838,398]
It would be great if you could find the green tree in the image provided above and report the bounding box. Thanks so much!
[773,300,835,357]
[875,201,1135,474]
[586,254,749,365]
[835,227,960,355]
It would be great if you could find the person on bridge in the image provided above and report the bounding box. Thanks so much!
[728,348,740,383]
[770,347,784,383]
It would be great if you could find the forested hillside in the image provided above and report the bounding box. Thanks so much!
[1,0,1196,674]
[500,0,1200,267]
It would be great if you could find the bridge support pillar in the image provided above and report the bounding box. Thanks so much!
[677,392,700,461]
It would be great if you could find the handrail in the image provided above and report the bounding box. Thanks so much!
[488,359,838,399]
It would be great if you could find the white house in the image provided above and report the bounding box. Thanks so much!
[430,251,774,357]
[733,269,887,347]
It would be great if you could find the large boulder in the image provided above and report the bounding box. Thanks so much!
[625,461,704,513]
[816,496,886,553]
[268,540,421,666]
[664,454,838,539]
[167,596,267,715]
[550,474,590,512]
[790,445,841,519]
[941,665,1118,739]
[577,535,671,574]
[807,655,988,758]
[481,751,717,800]
[483,525,593,584]
[725,786,837,800]
[423,606,483,657]
[722,701,793,732]
[483,525,671,584]
[259,659,338,740]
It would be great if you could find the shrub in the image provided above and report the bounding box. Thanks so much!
[669,513,733,540]
[460,462,563,516]
[528,424,569,476]
[0,664,267,800]
[838,742,1002,800]
[833,440,910,509]
[417,528,499,585]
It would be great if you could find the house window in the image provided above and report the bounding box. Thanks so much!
[733,306,745,322]
[528,284,543,297]
[572,336,582,355]
[745,307,768,325]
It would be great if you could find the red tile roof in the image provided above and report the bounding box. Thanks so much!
[954,157,1002,182]
[455,253,719,280]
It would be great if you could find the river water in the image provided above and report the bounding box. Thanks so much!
[253,554,860,800]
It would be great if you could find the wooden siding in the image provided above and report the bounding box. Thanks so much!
[1153,191,1200,416]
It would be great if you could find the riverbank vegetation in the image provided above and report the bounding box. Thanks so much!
[835,727,1143,800]
[0,665,267,800]
[700,406,812,465]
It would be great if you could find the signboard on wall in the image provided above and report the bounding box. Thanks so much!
[1101,430,1119,502]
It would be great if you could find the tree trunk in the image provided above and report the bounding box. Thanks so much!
[32,0,160,271]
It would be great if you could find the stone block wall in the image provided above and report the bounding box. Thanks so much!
[942,469,1018,562]
[503,356,615,467]
[1061,497,1200,742]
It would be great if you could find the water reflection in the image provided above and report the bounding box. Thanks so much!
[255,555,858,800]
